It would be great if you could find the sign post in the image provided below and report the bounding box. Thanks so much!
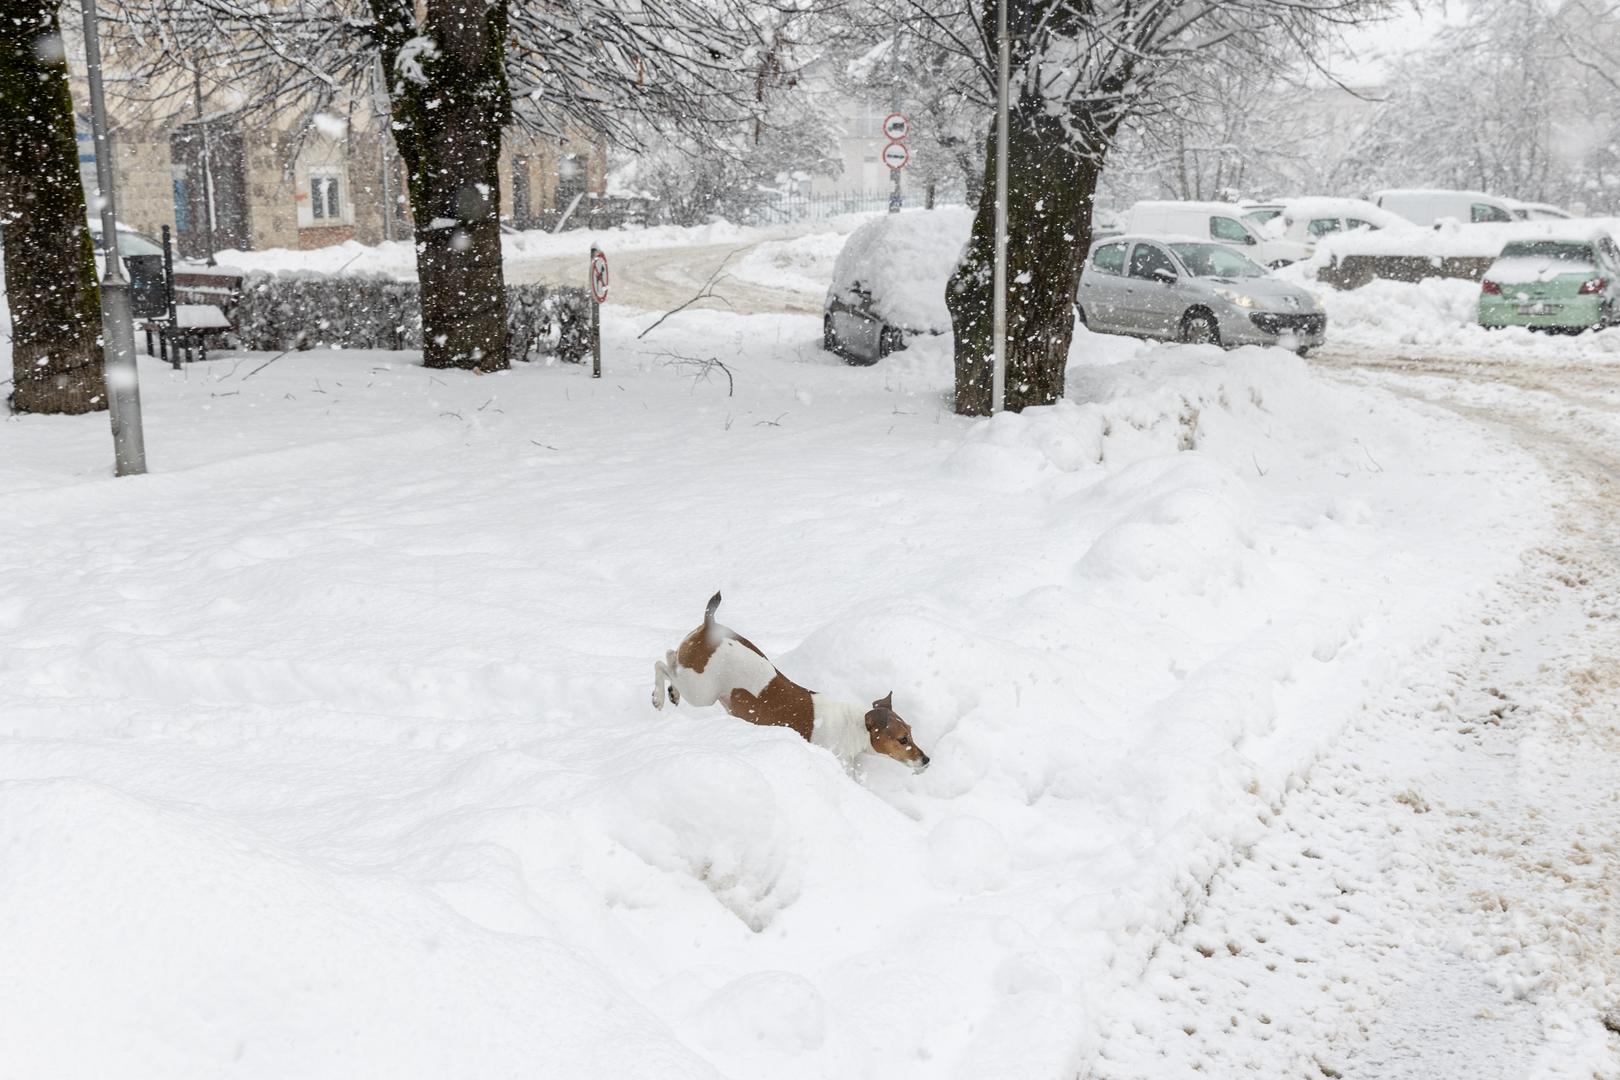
[589,246,609,379]
[883,112,909,213]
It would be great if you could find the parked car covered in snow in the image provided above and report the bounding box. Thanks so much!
[1478,234,1620,332]
[1115,200,1308,267]
[1373,188,1516,226]
[1503,198,1574,221]
[1256,198,1409,259]
[822,207,973,365]
[1077,235,1326,353]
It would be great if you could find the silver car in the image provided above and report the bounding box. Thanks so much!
[1077,235,1326,353]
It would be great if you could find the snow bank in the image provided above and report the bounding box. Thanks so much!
[1276,268,1620,360]
[1312,216,1620,263]
[215,215,886,282]
[827,207,975,331]
[0,306,1551,1078]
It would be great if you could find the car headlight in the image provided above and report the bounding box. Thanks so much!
[1213,287,1258,308]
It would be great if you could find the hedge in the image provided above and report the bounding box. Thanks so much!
[230,271,593,362]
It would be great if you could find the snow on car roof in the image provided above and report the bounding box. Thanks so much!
[1129,200,1252,215]
[1274,198,1408,228]
[827,207,975,333]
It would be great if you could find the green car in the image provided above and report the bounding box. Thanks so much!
[1479,235,1620,332]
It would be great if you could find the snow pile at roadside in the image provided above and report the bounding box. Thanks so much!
[0,310,1551,1079]
[827,207,974,331]
[730,231,851,296]
[1279,268,1620,359]
[1311,216,1620,263]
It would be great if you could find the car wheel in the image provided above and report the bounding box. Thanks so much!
[877,325,904,358]
[1181,310,1220,346]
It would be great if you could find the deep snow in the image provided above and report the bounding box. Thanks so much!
[0,272,1555,1077]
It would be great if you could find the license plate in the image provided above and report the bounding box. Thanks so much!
[1517,303,1557,316]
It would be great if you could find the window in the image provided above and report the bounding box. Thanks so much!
[1346,218,1378,232]
[1471,202,1512,224]
[1128,243,1176,280]
[1209,216,1253,244]
[1091,242,1126,275]
[1169,243,1266,279]
[1306,218,1343,239]
[310,173,342,221]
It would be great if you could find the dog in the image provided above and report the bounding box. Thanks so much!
[652,592,929,770]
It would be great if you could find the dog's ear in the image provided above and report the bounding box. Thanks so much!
[873,692,893,711]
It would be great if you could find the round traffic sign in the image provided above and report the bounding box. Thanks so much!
[882,141,910,171]
[589,247,609,303]
[882,112,910,141]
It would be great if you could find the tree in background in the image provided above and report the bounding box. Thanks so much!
[1334,0,1620,212]
[1101,41,1334,207]
[1,3,105,414]
[105,0,773,368]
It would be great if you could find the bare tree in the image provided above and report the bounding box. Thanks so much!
[875,0,1381,415]
[1334,0,1620,212]
[103,0,777,369]
[1,3,104,414]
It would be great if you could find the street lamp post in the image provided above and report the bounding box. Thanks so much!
[990,0,1010,414]
[80,0,147,476]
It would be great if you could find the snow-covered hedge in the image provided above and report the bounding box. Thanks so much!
[231,271,593,362]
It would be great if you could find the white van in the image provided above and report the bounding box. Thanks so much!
[1117,200,1308,267]
[1373,189,1516,226]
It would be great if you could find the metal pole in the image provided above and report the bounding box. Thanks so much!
[991,0,1010,414]
[374,53,395,243]
[589,245,602,379]
[194,67,217,265]
[81,0,147,476]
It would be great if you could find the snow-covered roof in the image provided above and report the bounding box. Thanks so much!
[827,207,974,333]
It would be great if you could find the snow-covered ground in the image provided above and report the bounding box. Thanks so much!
[1,259,1563,1076]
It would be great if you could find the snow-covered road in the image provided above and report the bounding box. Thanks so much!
[1093,348,1620,1078]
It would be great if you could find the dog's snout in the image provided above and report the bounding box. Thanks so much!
[915,753,930,771]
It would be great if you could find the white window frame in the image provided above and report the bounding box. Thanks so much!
[303,168,351,227]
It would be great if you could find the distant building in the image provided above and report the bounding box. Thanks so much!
[72,64,605,256]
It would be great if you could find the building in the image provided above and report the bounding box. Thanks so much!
[74,63,606,257]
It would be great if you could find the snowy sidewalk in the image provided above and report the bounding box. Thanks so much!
[1094,350,1620,1078]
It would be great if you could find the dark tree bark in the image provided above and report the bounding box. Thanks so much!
[0,3,106,414]
[372,0,511,372]
[947,98,1108,415]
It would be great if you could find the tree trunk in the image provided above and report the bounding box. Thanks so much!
[378,0,511,371]
[947,101,1103,415]
[0,3,106,414]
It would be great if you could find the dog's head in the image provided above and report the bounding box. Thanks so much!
[864,692,929,770]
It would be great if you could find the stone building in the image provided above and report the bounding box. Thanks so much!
[78,70,606,257]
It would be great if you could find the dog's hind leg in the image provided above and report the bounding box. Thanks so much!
[652,653,675,710]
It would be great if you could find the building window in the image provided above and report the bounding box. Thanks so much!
[310,172,342,222]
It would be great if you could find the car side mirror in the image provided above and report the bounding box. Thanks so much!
[1151,267,1177,285]
[1243,234,1257,245]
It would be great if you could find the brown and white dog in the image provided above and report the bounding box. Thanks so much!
[652,592,930,770]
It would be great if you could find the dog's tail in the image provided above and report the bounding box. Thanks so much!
[704,590,723,630]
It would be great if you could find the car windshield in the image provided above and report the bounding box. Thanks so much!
[1244,208,1282,225]
[1498,241,1593,262]
[1170,243,1266,279]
